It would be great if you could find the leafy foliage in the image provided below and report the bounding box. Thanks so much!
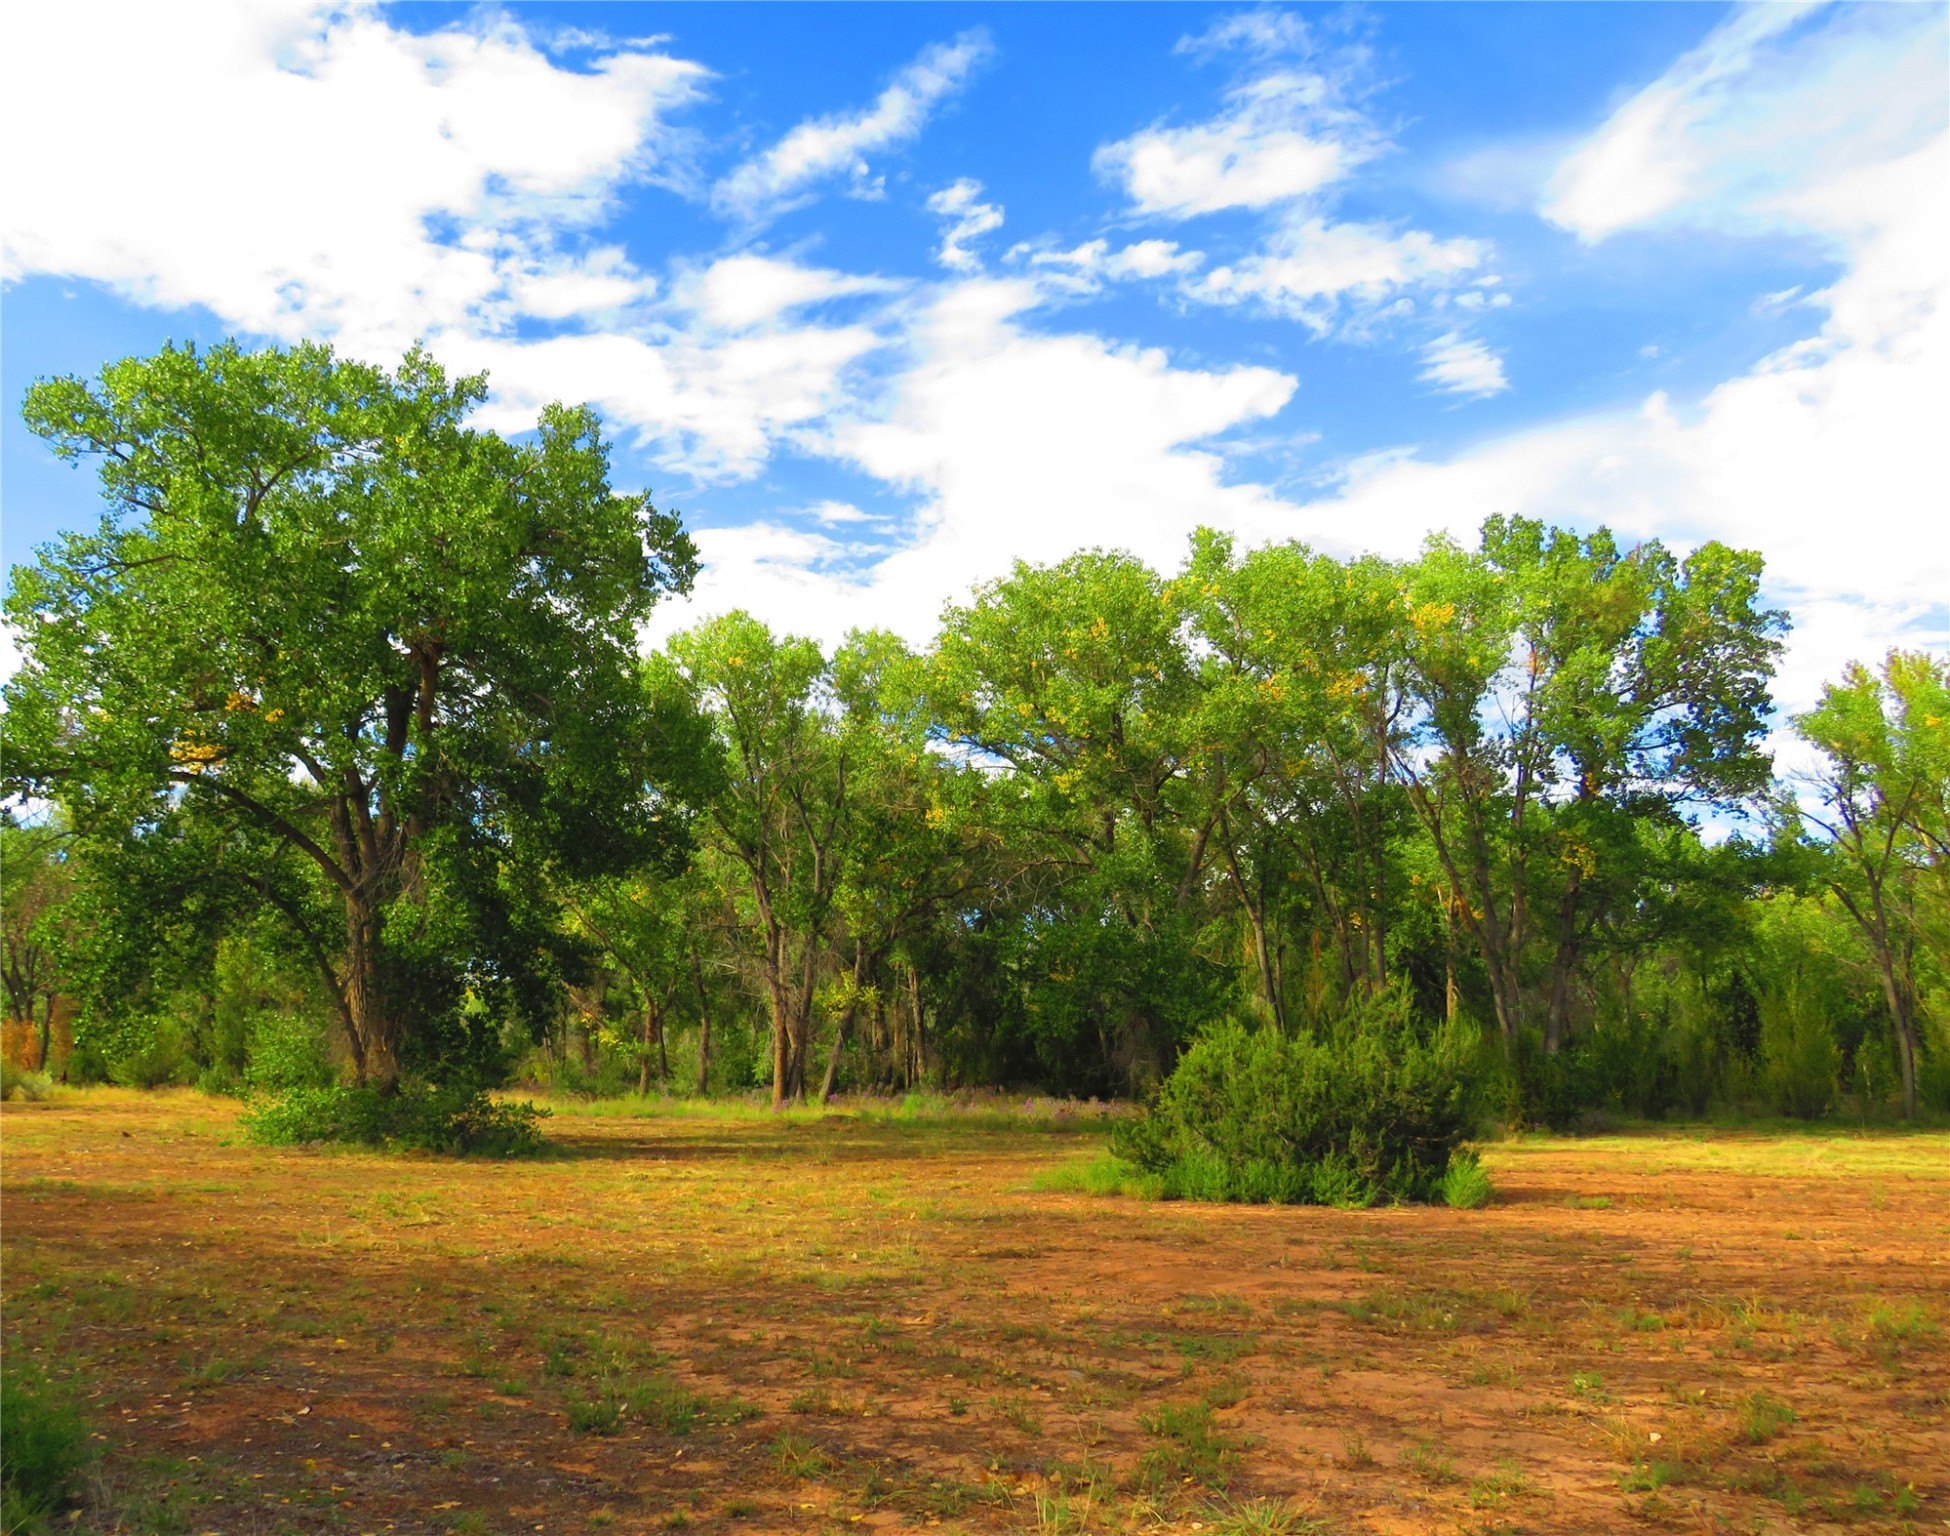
[1112,992,1479,1205]
[0,1360,93,1529]
[240,1082,549,1156]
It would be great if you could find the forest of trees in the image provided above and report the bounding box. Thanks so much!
[4,342,1947,1129]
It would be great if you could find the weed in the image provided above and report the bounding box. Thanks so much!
[1865,1299,1938,1356]
[1442,1150,1494,1208]
[1175,1332,1256,1364]
[566,1394,623,1434]
[1403,1436,1460,1484]
[1202,1497,1325,1536]
[1620,1460,1687,1493]
[1201,1374,1247,1410]
[946,1394,969,1416]
[180,1354,241,1389]
[1740,1391,1795,1443]
[770,1431,833,1479]
[1138,1400,1239,1490]
[0,1362,92,1527]
[996,1396,1043,1435]
[1033,1489,1093,1536]
[1468,1463,1530,1507]
[1341,1431,1373,1468]
[1030,1152,1164,1200]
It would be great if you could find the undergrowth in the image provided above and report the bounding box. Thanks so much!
[1112,990,1479,1206]
[240,1081,549,1156]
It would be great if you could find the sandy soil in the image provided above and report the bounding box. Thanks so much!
[2,1091,1945,1535]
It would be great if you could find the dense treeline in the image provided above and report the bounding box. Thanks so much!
[4,343,1946,1126]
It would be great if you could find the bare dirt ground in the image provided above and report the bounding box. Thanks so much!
[2,1090,1945,1535]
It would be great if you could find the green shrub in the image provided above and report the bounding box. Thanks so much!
[1111,989,1478,1207]
[1441,1149,1494,1209]
[240,1081,548,1156]
[1,1063,54,1102]
[245,1008,336,1094]
[1758,977,1839,1120]
[1,1361,93,1528]
[1495,1030,1586,1131]
[1920,1053,1950,1116]
[107,1016,193,1088]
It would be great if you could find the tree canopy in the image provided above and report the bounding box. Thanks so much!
[6,340,1944,1127]
[4,341,701,1089]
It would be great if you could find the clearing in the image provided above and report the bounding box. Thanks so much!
[2,1090,1945,1534]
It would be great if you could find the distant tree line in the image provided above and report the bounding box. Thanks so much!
[4,343,1946,1123]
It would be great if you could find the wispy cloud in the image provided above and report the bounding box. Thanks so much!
[1542,3,1943,242]
[710,31,993,224]
[926,179,1004,272]
[1095,10,1493,340]
[1417,333,1510,398]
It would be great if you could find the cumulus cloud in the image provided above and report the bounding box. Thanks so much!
[0,4,917,481]
[1191,218,1487,331]
[654,279,1301,647]
[1095,11,1495,342]
[926,179,1005,272]
[1311,130,1948,714]
[710,31,993,224]
[1,0,706,354]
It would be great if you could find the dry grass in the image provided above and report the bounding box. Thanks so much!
[2,1088,1945,1534]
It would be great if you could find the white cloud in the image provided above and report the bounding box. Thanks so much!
[1094,20,1494,336]
[449,308,885,481]
[0,5,915,482]
[654,278,1301,647]
[1096,53,1377,220]
[1418,333,1509,399]
[926,179,1005,272]
[1542,3,1945,243]
[1097,92,1355,218]
[710,32,992,224]
[1308,130,1949,714]
[1191,218,1487,331]
[1,0,707,355]
[677,253,898,331]
[1012,237,1204,293]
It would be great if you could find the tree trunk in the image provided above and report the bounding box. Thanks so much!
[1442,899,1460,1031]
[342,896,398,1090]
[1871,950,1919,1119]
[647,990,670,1099]
[819,1003,857,1105]
[691,944,713,1096]
[1544,872,1583,1055]
[36,993,55,1074]
[905,963,925,1088]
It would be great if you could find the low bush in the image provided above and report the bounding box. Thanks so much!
[240,1080,549,1156]
[1758,977,1839,1120]
[1441,1148,1494,1209]
[0,1062,55,1102]
[1,1361,93,1530]
[1111,989,1479,1207]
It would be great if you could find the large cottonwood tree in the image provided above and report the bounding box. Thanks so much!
[4,341,699,1090]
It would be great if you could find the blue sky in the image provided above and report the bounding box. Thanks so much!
[3,1,1945,716]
